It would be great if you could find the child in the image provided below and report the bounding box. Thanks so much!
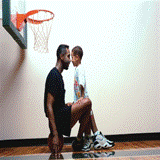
[71,46,114,151]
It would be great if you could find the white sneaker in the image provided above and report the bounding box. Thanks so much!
[93,131,115,149]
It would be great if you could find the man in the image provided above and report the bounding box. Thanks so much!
[44,44,92,152]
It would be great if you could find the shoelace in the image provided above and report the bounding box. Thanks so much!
[84,139,92,148]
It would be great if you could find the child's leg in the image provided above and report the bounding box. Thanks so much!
[90,110,98,134]
[90,110,115,150]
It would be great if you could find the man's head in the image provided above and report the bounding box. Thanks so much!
[57,44,71,70]
[71,46,83,67]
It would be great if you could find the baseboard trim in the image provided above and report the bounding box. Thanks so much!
[0,132,159,148]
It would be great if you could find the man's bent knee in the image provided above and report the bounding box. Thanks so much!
[83,98,92,110]
[71,98,92,113]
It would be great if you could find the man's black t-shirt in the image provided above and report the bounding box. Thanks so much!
[44,67,71,136]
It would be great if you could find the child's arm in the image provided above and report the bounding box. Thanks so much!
[80,85,84,98]
[76,85,84,103]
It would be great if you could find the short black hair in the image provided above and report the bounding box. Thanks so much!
[57,44,69,60]
[72,46,83,60]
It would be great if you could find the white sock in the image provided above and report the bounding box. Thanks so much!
[94,131,100,136]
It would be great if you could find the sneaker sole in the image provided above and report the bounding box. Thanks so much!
[102,143,115,149]
[94,143,115,150]
[81,148,91,152]
[94,144,102,150]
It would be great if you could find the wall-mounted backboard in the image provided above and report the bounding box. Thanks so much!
[0,1,2,19]
[2,0,27,49]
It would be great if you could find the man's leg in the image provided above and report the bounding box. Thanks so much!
[81,115,93,152]
[84,118,91,136]
[70,98,92,139]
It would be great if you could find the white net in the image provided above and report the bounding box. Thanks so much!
[27,10,54,53]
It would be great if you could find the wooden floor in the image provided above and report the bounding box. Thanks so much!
[0,140,160,159]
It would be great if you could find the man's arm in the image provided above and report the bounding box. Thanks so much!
[47,92,58,137]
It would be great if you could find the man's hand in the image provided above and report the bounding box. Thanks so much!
[52,135,60,154]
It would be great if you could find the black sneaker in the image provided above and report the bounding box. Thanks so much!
[72,138,83,151]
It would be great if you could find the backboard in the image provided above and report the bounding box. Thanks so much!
[0,1,2,19]
[2,0,27,49]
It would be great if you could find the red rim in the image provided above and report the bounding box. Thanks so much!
[27,9,55,24]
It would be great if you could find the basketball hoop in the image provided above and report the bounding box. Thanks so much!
[17,9,55,53]
[27,10,54,53]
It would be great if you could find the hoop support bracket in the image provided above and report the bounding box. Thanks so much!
[16,10,39,31]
